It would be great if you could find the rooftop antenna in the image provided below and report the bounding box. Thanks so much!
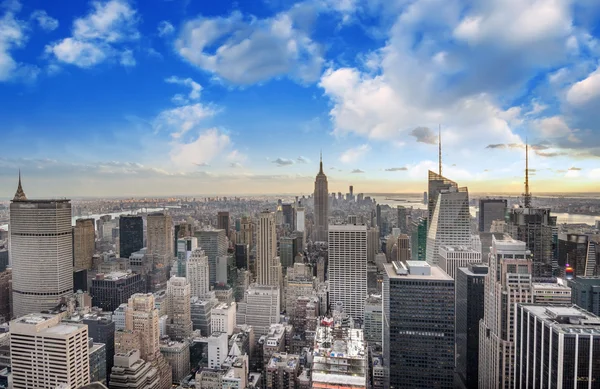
[438,125,442,176]
[523,139,532,208]
[319,149,323,174]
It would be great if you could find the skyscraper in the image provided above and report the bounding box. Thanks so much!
[10,175,74,317]
[195,229,227,285]
[478,198,507,232]
[568,276,600,316]
[256,211,281,286]
[313,154,329,242]
[479,235,533,389]
[427,170,458,225]
[558,233,598,277]
[74,218,95,270]
[119,215,144,259]
[425,187,471,266]
[383,261,454,388]
[396,206,407,233]
[186,248,210,298]
[217,211,230,238]
[176,236,198,277]
[410,217,427,261]
[328,224,367,320]
[166,276,193,341]
[146,212,173,269]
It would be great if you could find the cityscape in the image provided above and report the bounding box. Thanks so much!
[1,0,600,389]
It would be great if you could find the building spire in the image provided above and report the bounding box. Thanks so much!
[438,124,442,176]
[13,169,27,202]
[523,139,532,208]
[319,150,323,174]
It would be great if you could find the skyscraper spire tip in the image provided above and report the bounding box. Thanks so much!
[13,169,27,202]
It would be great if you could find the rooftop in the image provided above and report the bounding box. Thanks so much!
[314,326,366,360]
[385,262,453,281]
[520,304,600,335]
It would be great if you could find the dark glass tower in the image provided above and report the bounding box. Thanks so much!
[119,215,143,258]
[478,198,507,232]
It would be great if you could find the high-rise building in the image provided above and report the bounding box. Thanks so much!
[236,284,280,336]
[81,313,116,383]
[256,211,281,286]
[176,236,198,277]
[191,294,217,336]
[328,224,367,320]
[279,237,295,272]
[558,233,598,277]
[396,206,407,233]
[396,234,410,263]
[514,304,600,389]
[363,294,382,346]
[0,269,11,322]
[235,243,249,270]
[147,212,173,269]
[425,187,471,266]
[110,350,160,388]
[479,235,533,389]
[568,276,600,316]
[10,176,74,317]
[367,227,379,263]
[166,276,193,340]
[478,199,507,232]
[239,216,254,249]
[90,271,145,312]
[186,248,211,298]
[532,282,572,304]
[281,203,294,227]
[218,211,230,238]
[295,207,305,232]
[119,215,144,259]
[74,218,95,270]
[195,229,227,285]
[427,170,458,225]
[383,261,454,389]
[212,301,236,335]
[438,245,481,279]
[160,340,190,383]
[455,263,488,389]
[174,222,194,256]
[10,313,90,389]
[410,217,427,261]
[313,155,329,243]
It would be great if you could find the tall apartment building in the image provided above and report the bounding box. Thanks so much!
[455,263,488,389]
[478,199,507,232]
[195,229,227,285]
[438,245,481,279]
[166,276,193,340]
[514,304,600,389]
[147,212,174,269]
[187,248,211,298]
[218,211,230,238]
[236,284,280,336]
[74,218,95,270]
[569,276,600,315]
[313,155,329,242]
[256,211,282,286]
[426,187,471,266]
[479,235,533,389]
[90,271,145,312]
[10,313,90,389]
[119,215,144,259]
[328,224,367,320]
[10,176,74,317]
[383,261,454,389]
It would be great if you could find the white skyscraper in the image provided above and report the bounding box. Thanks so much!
[10,175,74,317]
[256,211,281,286]
[186,248,210,298]
[296,207,305,232]
[236,284,280,336]
[328,224,368,320]
[438,245,481,279]
[479,235,533,389]
[10,313,90,389]
[426,187,471,266]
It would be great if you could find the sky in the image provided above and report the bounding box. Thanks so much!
[1,0,600,198]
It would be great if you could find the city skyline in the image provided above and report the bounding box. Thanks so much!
[2,0,600,197]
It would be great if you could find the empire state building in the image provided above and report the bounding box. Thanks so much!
[313,154,329,242]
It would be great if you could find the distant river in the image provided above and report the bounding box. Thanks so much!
[71,206,179,226]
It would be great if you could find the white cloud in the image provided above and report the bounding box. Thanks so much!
[30,10,58,31]
[226,150,246,163]
[154,103,216,139]
[272,158,294,167]
[157,20,174,36]
[351,168,364,173]
[297,156,310,163]
[533,116,572,138]
[175,9,323,85]
[566,66,600,106]
[170,128,231,168]
[0,4,39,82]
[46,0,139,68]
[165,76,202,101]
[339,144,370,164]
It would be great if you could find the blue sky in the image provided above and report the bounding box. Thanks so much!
[1,0,600,197]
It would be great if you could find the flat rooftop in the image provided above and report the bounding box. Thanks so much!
[520,304,600,335]
[384,263,453,281]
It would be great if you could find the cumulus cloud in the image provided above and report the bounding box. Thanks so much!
[297,156,310,163]
[339,144,370,164]
[157,20,174,37]
[272,158,294,167]
[566,66,600,106]
[0,3,40,82]
[409,127,437,145]
[351,169,365,174]
[384,167,407,172]
[175,9,323,85]
[165,76,202,102]
[45,0,140,68]
[30,10,58,31]
[154,103,216,139]
[170,128,231,168]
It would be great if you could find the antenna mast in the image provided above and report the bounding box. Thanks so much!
[523,140,532,208]
[438,125,442,176]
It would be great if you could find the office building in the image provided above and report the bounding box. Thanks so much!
[427,170,458,225]
[383,261,454,388]
[455,263,488,389]
[218,211,230,238]
[191,294,217,336]
[396,234,410,263]
[110,350,160,389]
[166,276,193,340]
[187,248,211,298]
[239,216,254,249]
[363,294,382,346]
[568,276,600,315]
[558,233,598,277]
[90,271,145,312]
[74,218,95,270]
[438,245,481,279]
[410,217,427,261]
[10,313,90,389]
[296,207,305,232]
[281,203,294,227]
[89,340,107,384]
[237,284,280,336]
[0,269,11,322]
[328,224,368,320]
[256,211,281,286]
[532,282,572,304]
[82,313,116,383]
[478,199,507,232]
[147,212,173,269]
[479,235,533,389]
[160,340,190,383]
[119,215,144,259]
[212,302,236,335]
[174,222,194,256]
[313,155,329,242]
[176,236,198,277]
[367,227,379,263]
[514,304,600,389]
[195,229,227,285]
[235,243,249,270]
[10,176,74,317]
[397,206,407,233]
[279,237,295,273]
[426,187,471,266]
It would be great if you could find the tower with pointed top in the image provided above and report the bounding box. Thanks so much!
[313,154,329,243]
[10,172,74,317]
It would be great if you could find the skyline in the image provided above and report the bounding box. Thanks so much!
[2,0,600,197]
